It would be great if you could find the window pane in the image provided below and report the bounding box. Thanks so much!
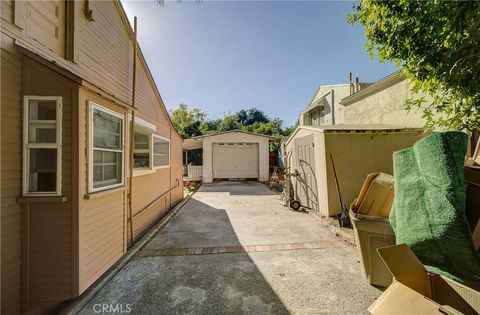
[93,108,122,150]
[103,165,117,181]
[29,100,56,120]
[134,153,150,168]
[93,165,102,182]
[28,122,56,143]
[153,138,169,155]
[134,131,149,150]
[93,150,102,163]
[103,151,117,163]
[92,150,122,189]
[154,154,169,167]
[28,148,57,192]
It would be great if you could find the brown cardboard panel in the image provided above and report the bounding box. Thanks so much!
[357,173,394,218]
[377,244,431,296]
[368,282,443,315]
[432,275,479,315]
[353,173,379,212]
[373,245,480,315]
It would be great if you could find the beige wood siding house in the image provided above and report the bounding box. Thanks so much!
[1,1,184,313]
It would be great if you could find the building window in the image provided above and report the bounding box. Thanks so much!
[89,102,124,192]
[134,129,151,169]
[153,135,170,168]
[23,96,62,195]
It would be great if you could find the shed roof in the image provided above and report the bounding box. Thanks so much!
[183,129,275,150]
[285,124,424,146]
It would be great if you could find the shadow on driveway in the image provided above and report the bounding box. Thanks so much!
[79,199,290,315]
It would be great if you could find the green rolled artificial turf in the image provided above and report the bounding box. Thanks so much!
[390,131,480,289]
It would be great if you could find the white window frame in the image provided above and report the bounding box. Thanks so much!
[88,101,125,193]
[153,134,170,169]
[23,96,63,196]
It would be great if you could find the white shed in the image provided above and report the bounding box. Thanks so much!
[285,125,425,217]
[183,130,274,183]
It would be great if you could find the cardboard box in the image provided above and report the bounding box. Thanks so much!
[369,244,480,315]
[356,173,394,218]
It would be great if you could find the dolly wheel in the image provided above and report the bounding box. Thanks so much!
[290,200,301,211]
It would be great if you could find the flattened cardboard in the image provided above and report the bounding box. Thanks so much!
[370,244,480,315]
[353,173,379,212]
[357,173,394,218]
[369,282,449,315]
[377,244,431,296]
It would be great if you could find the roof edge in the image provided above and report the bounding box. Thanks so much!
[188,129,276,140]
[340,70,406,106]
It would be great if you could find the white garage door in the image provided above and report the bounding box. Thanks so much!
[213,142,259,179]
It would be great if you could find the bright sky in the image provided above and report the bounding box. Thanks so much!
[121,0,397,127]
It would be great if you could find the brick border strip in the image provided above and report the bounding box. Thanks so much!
[136,242,327,258]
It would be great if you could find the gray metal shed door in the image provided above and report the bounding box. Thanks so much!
[293,135,319,210]
[212,142,259,179]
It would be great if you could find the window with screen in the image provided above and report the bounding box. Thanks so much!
[23,96,62,195]
[153,136,170,168]
[89,102,124,192]
[134,129,151,169]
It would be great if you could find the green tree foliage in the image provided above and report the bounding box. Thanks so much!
[348,1,480,131]
[169,105,295,152]
[169,104,207,138]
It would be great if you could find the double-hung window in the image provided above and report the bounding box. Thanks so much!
[23,96,62,195]
[153,135,170,168]
[89,102,124,192]
[133,129,151,169]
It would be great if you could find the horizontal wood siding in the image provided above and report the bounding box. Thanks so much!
[81,191,125,289]
[78,88,127,293]
[23,57,76,310]
[1,2,184,311]
[134,60,169,137]
[76,0,133,105]
[170,133,184,205]
[1,36,22,315]
[130,60,184,239]
[1,0,13,23]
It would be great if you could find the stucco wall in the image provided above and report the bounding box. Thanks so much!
[301,85,352,127]
[202,133,270,183]
[342,79,426,127]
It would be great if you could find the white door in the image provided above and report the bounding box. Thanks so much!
[212,142,259,179]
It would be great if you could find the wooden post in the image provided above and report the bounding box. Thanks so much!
[128,16,138,246]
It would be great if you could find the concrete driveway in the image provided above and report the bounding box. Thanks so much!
[79,182,380,315]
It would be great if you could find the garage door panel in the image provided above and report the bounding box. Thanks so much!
[213,143,258,179]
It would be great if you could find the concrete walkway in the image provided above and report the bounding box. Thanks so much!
[79,182,380,315]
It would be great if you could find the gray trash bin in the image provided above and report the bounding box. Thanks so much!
[350,209,395,287]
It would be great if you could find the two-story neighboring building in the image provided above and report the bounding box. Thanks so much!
[340,71,425,127]
[299,80,371,127]
[285,72,427,217]
[1,1,183,313]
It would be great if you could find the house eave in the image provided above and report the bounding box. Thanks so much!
[340,70,406,106]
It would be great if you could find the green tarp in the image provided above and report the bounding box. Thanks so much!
[390,131,480,289]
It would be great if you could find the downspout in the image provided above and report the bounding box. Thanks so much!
[128,16,138,247]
